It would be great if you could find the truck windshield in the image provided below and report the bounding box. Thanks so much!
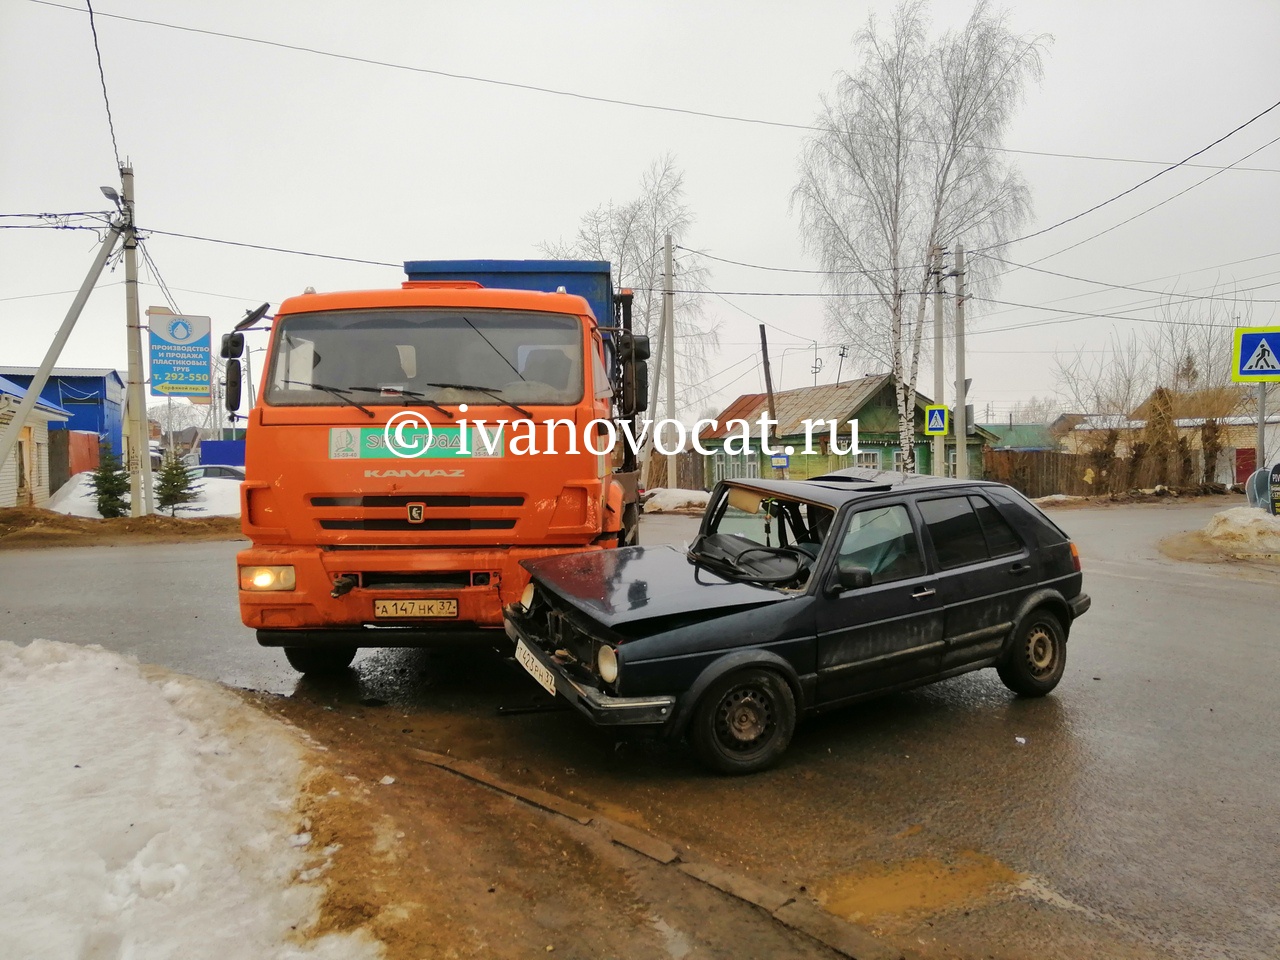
[265,308,585,408]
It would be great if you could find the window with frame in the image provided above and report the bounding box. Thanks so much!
[836,503,924,584]
[856,450,879,469]
[893,449,908,472]
[917,494,1023,569]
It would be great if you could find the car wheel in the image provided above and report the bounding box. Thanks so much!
[997,610,1066,697]
[691,668,796,775]
[283,645,357,675]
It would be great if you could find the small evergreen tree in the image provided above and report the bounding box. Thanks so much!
[155,454,198,517]
[90,443,130,518]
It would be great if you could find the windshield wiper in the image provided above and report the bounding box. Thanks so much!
[282,380,374,417]
[418,382,531,418]
[348,386,455,420]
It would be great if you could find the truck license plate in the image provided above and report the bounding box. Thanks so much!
[373,598,458,618]
[515,638,557,697]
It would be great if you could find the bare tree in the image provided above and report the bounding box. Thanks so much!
[794,0,1046,469]
[542,155,721,407]
[1007,395,1060,423]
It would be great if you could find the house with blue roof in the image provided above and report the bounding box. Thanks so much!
[0,375,71,508]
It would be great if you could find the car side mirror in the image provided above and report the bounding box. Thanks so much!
[827,558,873,595]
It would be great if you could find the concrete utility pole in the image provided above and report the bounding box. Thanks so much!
[664,233,677,489]
[760,325,785,479]
[121,166,154,515]
[954,243,968,479]
[932,245,945,477]
[0,221,124,476]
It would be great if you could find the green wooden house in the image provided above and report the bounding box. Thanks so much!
[698,374,996,485]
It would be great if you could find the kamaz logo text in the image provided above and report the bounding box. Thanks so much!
[363,468,466,478]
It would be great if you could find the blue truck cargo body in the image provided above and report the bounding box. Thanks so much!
[402,260,614,333]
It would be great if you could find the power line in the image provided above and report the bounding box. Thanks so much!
[976,99,1280,253]
[0,280,124,302]
[28,0,1280,176]
[137,239,183,315]
[142,227,400,267]
[84,0,122,172]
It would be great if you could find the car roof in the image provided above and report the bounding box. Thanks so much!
[721,469,1003,509]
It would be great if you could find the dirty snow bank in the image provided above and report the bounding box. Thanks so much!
[1201,507,1280,553]
[642,488,710,514]
[0,640,381,960]
[47,471,242,518]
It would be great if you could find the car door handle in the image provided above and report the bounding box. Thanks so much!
[1008,563,1032,575]
[912,587,936,599]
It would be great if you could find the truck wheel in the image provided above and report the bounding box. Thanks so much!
[283,646,357,675]
[997,610,1065,697]
[691,668,795,775]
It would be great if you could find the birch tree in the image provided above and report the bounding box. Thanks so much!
[542,155,720,400]
[794,0,1046,469]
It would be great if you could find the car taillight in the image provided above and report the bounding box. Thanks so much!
[1069,542,1081,571]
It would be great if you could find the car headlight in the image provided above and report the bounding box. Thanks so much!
[240,565,297,591]
[520,582,536,611]
[596,645,618,684]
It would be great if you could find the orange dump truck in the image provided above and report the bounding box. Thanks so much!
[222,260,648,674]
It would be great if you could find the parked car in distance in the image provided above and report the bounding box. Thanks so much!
[187,464,246,480]
[505,470,1090,774]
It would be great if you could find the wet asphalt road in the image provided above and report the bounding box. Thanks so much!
[3,502,1277,958]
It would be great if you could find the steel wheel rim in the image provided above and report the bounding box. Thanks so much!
[714,687,775,753]
[1025,625,1057,678]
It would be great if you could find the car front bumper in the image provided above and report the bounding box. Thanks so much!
[503,609,677,730]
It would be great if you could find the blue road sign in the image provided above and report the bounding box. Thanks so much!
[1232,328,1280,382]
[924,405,949,436]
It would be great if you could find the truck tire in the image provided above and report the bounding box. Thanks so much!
[283,645,357,675]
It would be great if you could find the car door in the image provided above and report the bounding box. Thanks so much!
[914,493,1034,671]
[815,501,944,706]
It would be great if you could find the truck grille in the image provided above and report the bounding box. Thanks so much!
[309,493,525,535]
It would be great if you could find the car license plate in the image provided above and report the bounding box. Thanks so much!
[515,638,557,697]
[373,598,458,618]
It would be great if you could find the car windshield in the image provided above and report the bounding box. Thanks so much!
[264,308,585,407]
[689,485,835,587]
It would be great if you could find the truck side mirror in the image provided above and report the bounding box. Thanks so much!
[623,361,649,417]
[221,332,245,359]
[225,359,242,414]
[624,334,651,363]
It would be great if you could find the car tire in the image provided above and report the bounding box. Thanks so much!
[691,668,796,775]
[997,610,1066,697]
[283,645,357,675]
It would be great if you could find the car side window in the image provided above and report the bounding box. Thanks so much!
[970,495,1022,557]
[917,496,988,569]
[836,504,924,584]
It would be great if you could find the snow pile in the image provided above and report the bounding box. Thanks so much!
[1201,507,1280,554]
[47,472,242,518]
[0,640,381,960]
[642,488,710,514]
[1033,494,1087,505]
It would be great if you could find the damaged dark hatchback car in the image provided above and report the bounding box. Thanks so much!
[504,471,1090,774]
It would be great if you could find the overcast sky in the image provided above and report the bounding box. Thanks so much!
[3,0,1278,421]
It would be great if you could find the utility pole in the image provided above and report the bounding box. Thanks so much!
[932,245,945,477]
[664,233,677,490]
[760,325,785,479]
[121,166,154,515]
[954,243,968,479]
[0,221,124,475]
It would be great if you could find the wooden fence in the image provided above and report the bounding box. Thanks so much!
[982,450,1096,498]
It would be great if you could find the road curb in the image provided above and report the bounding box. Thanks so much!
[408,748,903,959]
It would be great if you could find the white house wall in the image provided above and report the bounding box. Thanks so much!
[0,414,58,509]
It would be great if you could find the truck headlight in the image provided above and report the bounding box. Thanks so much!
[596,645,618,684]
[240,565,297,591]
[520,582,536,611]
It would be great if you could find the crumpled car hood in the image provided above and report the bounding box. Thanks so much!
[521,545,791,628]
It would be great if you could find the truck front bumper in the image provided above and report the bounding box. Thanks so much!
[503,609,676,730]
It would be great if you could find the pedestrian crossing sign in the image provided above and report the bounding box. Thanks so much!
[924,405,949,436]
[1233,327,1280,382]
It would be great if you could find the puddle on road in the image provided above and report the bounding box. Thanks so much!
[816,851,1023,924]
